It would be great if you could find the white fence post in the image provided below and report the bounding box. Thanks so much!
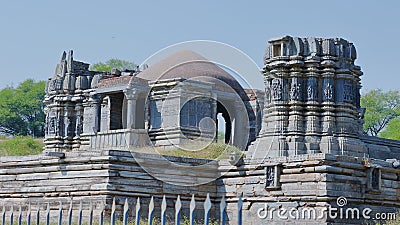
[204,194,211,225]
[45,203,50,225]
[175,195,182,225]
[68,201,73,225]
[135,197,141,225]
[190,194,196,225]
[27,203,31,225]
[148,196,154,225]
[111,198,116,225]
[220,196,226,225]
[123,198,129,225]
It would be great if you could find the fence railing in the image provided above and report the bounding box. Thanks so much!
[1,194,243,225]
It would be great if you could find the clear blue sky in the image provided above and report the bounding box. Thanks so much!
[0,1,399,93]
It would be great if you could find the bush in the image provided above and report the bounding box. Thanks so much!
[0,136,43,156]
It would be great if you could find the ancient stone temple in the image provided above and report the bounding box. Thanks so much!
[0,36,399,225]
[43,50,261,152]
[244,36,400,224]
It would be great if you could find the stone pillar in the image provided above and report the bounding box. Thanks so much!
[73,102,84,150]
[82,94,101,134]
[43,102,65,152]
[74,103,84,137]
[233,100,249,150]
[320,66,339,154]
[100,96,110,132]
[287,73,306,155]
[124,89,138,129]
[211,92,218,141]
[63,102,75,151]
[304,64,321,154]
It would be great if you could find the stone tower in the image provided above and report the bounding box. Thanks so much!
[250,36,366,158]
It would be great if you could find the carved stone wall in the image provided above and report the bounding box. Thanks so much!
[249,36,366,158]
[44,51,104,152]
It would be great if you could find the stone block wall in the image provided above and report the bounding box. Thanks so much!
[219,153,400,225]
[0,148,399,224]
[0,150,220,222]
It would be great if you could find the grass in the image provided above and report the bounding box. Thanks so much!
[217,131,225,142]
[0,135,243,161]
[0,136,44,157]
[154,142,244,160]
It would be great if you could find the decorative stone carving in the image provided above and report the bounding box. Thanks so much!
[48,117,56,135]
[271,78,283,101]
[343,80,354,102]
[322,39,336,56]
[47,79,63,92]
[75,104,83,137]
[289,78,302,101]
[264,80,271,104]
[306,78,317,101]
[323,81,334,102]
[258,36,364,158]
[265,166,275,187]
[265,165,281,189]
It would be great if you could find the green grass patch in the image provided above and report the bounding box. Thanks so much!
[0,136,44,157]
[156,142,244,160]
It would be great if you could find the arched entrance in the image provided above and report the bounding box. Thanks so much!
[216,101,232,144]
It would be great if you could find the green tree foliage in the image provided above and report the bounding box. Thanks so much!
[361,89,400,137]
[380,118,400,140]
[0,79,46,137]
[90,58,136,72]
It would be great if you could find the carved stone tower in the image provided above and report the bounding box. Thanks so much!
[249,36,366,158]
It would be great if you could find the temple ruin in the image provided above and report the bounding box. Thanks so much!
[0,36,399,224]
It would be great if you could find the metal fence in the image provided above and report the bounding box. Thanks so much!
[1,194,243,225]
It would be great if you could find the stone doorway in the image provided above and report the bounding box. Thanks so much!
[216,101,231,144]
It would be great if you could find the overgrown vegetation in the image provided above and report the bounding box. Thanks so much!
[0,136,43,156]
[157,142,243,160]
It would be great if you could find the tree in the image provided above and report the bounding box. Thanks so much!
[380,118,400,140]
[361,89,400,136]
[90,59,136,72]
[0,79,46,137]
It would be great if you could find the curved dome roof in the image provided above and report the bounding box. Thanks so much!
[136,50,247,98]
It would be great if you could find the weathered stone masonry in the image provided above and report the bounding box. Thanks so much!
[0,36,399,224]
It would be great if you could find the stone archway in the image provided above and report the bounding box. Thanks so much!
[216,101,232,144]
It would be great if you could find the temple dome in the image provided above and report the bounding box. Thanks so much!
[135,50,247,98]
